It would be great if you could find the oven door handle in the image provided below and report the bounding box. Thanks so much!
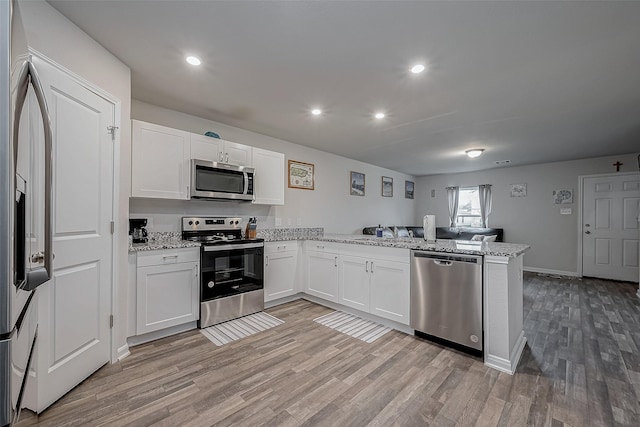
[203,242,264,252]
[14,60,54,290]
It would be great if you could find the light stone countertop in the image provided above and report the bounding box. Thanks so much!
[130,230,529,258]
[304,234,530,258]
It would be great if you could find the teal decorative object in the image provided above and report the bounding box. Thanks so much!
[204,131,220,139]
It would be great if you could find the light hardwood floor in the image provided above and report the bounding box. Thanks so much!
[17,273,640,426]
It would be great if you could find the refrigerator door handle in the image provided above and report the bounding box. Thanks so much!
[13,60,53,290]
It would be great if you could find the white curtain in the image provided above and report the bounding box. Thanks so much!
[478,184,492,228]
[446,186,459,227]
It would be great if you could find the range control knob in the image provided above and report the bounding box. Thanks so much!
[188,221,193,226]
[235,220,239,225]
[207,281,214,288]
[195,221,200,225]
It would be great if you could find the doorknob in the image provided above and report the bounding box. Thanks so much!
[585,231,591,234]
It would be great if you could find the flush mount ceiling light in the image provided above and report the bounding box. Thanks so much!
[465,149,485,158]
[311,108,322,116]
[186,56,201,66]
[374,112,386,119]
[410,64,426,74]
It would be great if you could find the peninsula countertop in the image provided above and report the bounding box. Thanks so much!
[302,234,529,258]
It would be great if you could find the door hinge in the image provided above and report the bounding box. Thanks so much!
[107,125,119,141]
[110,221,115,234]
[110,315,114,328]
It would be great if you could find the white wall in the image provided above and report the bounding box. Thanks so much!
[131,100,417,234]
[415,153,639,275]
[19,0,131,358]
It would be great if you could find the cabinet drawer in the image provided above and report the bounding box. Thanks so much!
[137,247,200,267]
[265,241,298,254]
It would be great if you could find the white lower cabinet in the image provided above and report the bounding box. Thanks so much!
[306,251,339,302]
[338,255,370,312]
[136,248,200,335]
[264,242,299,302]
[369,259,410,325]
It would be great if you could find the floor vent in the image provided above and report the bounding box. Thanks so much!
[200,312,284,346]
[314,311,392,343]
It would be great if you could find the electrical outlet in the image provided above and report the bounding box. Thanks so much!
[146,217,154,229]
[287,218,292,226]
[297,218,302,226]
[275,218,282,226]
[431,189,436,198]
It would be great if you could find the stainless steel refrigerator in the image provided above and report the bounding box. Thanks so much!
[1,1,53,425]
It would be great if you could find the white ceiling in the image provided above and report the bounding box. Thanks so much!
[48,1,640,176]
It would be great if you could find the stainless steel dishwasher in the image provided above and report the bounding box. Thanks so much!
[410,251,483,353]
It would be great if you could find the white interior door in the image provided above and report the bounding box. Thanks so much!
[32,58,114,412]
[582,173,640,282]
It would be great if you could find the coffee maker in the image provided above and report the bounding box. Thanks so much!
[129,218,148,243]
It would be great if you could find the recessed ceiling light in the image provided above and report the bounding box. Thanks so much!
[311,108,322,116]
[186,56,201,66]
[411,64,426,74]
[465,149,485,158]
[374,112,385,119]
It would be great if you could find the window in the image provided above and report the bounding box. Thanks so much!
[456,187,482,227]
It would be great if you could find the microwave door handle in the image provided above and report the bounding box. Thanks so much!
[244,172,249,195]
[13,61,54,289]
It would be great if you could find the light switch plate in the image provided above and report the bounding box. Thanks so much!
[431,189,436,197]
[275,217,282,226]
[560,208,572,215]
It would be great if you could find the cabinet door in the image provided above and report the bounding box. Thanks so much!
[252,147,285,205]
[339,255,370,312]
[223,140,252,166]
[131,120,190,199]
[306,251,339,302]
[191,133,224,162]
[369,260,410,325]
[264,251,298,302]
[136,261,199,335]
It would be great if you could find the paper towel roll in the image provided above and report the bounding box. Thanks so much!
[423,215,436,241]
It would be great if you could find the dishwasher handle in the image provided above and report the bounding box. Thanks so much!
[433,260,453,267]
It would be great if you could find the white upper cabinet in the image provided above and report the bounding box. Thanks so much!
[190,133,224,163]
[131,120,190,199]
[190,133,252,166]
[252,147,285,205]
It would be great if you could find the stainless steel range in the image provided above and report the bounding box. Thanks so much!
[182,217,264,328]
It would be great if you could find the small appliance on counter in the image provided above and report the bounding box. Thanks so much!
[129,218,148,243]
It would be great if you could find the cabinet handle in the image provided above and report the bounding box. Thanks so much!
[266,255,269,267]
[225,153,229,163]
[162,255,178,263]
[366,261,369,272]
[219,152,223,161]
[317,245,324,249]
[371,262,374,273]
[334,256,337,267]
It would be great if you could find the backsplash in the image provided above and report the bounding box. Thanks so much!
[257,227,324,241]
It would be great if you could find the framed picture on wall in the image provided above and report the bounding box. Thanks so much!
[405,181,414,199]
[510,183,527,197]
[350,171,365,196]
[553,189,573,204]
[288,160,314,190]
[382,176,393,197]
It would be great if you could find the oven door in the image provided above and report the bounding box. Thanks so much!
[201,243,264,301]
[191,159,254,201]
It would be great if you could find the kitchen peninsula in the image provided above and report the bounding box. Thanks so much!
[303,234,530,375]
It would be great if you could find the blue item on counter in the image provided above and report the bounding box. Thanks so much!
[204,131,220,139]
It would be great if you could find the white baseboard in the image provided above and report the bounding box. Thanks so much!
[523,266,579,278]
[117,343,130,361]
[264,293,304,308]
[484,331,527,375]
[127,321,197,348]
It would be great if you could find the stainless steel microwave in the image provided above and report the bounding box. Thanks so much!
[191,159,255,201]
